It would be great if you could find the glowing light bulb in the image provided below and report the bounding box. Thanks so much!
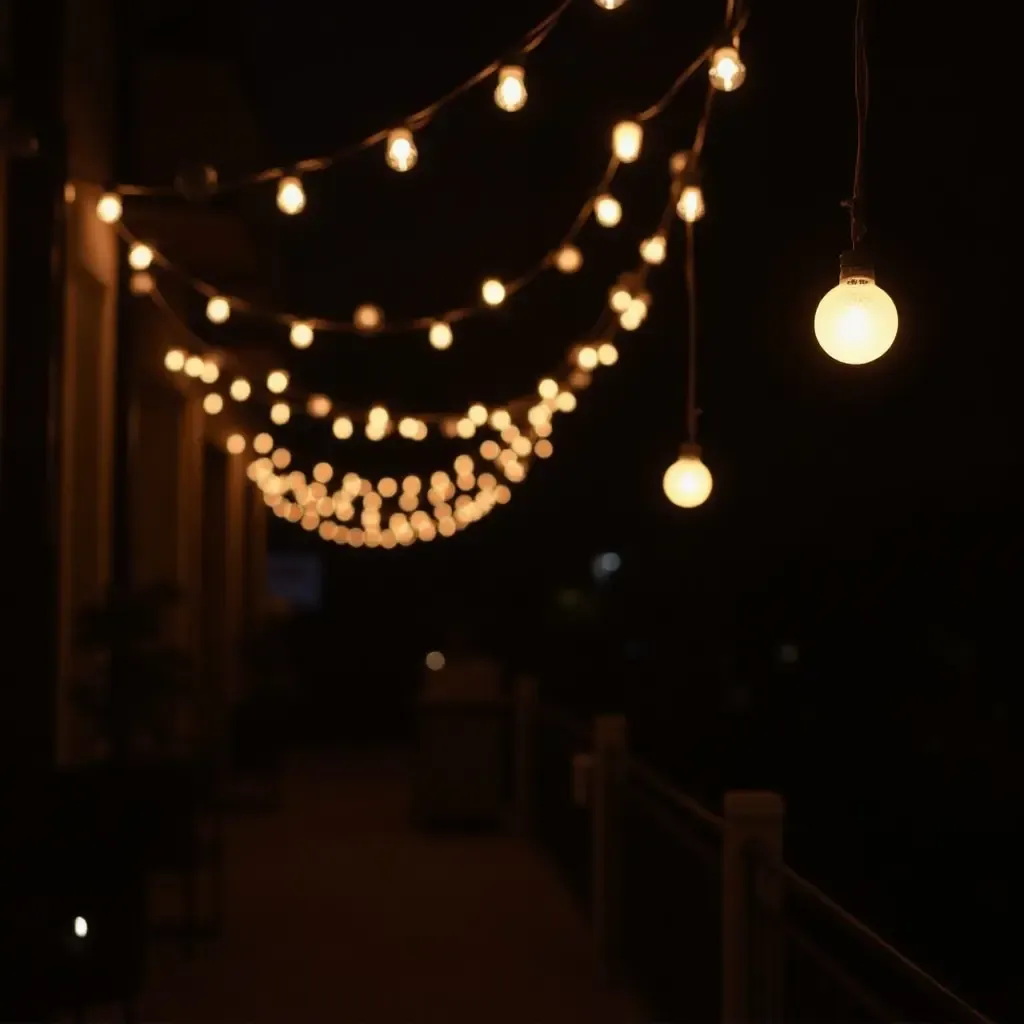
[663,445,713,508]
[354,304,382,331]
[594,0,626,7]
[290,321,314,348]
[494,65,527,112]
[594,194,622,227]
[128,242,154,270]
[676,185,705,223]
[598,342,619,366]
[429,322,453,350]
[468,404,488,426]
[333,415,353,439]
[202,393,224,415]
[74,916,88,938]
[253,433,273,454]
[206,296,230,324]
[386,128,417,172]
[481,279,506,306]
[640,234,667,264]
[276,175,306,214]
[184,355,204,378]
[229,377,251,401]
[538,378,559,400]
[554,245,582,273]
[710,45,746,92]
[612,121,643,162]
[266,370,289,394]
[96,193,122,223]
[199,359,220,384]
[307,394,332,418]
[270,402,290,425]
[164,349,186,372]
[129,272,153,296]
[226,434,246,454]
[814,254,898,365]
[576,346,599,370]
[609,282,633,313]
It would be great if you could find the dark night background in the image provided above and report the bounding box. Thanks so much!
[133,0,1015,1016]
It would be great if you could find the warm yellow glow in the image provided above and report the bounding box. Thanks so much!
[481,279,506,306]
[128,242,154,270]
[640,234,667,264]
[230,377,251,401]
[456,417,476,439]
[426,651,446,671]
[313,462,333,483]
[609,283,632,313]
[333,415,353,439]
[129,272,154,296]
[494,65,527,112]
[429,321,453,350]
[594,194,622,227]
[164,349,186,372]
[535,439,553,458]
[598,342,619,366]
[594,0,626,7]
[814,275,898,365]
[612,121,643,162]
[386,128,417,172]
[307,394,332,418]
[537,378,559,400]
[276,175,306,214]
[226,433,246,455]
[479,439,499,461]
[290,321,314,348]
[184,355,204,377]
[710,45,746,92]
[576,346,599,370]
[379,477,398,498]
[203,393,223,415]
[676,185,705,223]
[270,402,291,425]
[490,409,511,431]
[253,433,274,454]
[96,192,122,223]
[663,450,713,508]
[368,405,389,425]
[206,296,230,324]
[619,297,646,331]
[200,359,220,384]
[266,370,289,394]
[554,244,583,273]
[555,391,576,413]
[354,304,383,331]
[272,448,292,469]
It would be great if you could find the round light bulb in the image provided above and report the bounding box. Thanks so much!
[554,245,582,273]
[229,377,251,401]
[202,393,224,415]
[594,194,622,227]
[270,402,290,425]
[676,186,705,223]
[164,349,186,372]
[814,257,898,365]
[663,446,713,509]
[354,304,383,331]
[594,0,626,7]
[710,45,746,92]
[640,234,667,264]
[386,128,417,172]
[429,322,453,350]
[96,192,122,224]
[266,369,289,394]
[206,296,230,324]
[494,66,527,112]
[276,176,306,214]
[481,279,506,306]
[332,415,354,439]
[128,242,154,270]
[199,359,220,384]
[307,394,332,418]
[290,321,314,348]
[226,434,246,455]
[184,355,204,378]
[612,121,643,163]
[576,346,599,370]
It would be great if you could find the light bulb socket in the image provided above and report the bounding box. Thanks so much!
[678,442,703,460]
[838,249,875,283]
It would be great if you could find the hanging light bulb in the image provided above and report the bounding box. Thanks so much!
[554,245,582,273]
[594,0,627,8]
[202,393,224,415]
[307,394,332,418]
[429,322,453,350]
[663,444,713,508]
[612,121,643,163]
[226,434,246,455]
[709,44,746,92]
[333,415,354,439]
[95,192,122,224]
[386,128,417,172]
[640,234,667,264]
[270,402,291,425]
[594,194,622,227]
[676,183,705,223]
[206,296,230,324]
[229,377,251,401]
[576,346,599,370]
[199,358,220,384]
[494,66,527,112]
[266,369,289,394]
[481,279,506,306]
[276,176,306,214]
[290,321,314,348]
[184,355,204,378]
[128,242,154,270]
[164,349,186,372]
[814,251,898,365]
[354,304,383,331]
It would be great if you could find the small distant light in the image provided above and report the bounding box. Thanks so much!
[74,916,88,938]
[592,551,622,580]
[425,651,445,671]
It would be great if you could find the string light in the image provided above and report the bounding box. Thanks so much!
[612,121,643,162]
[128,242,154,270]
[709,44,746,92]
[594,194,622,227]
[270,402,291,425]
[96,192,122,224]
[266,370,289,394]
[385,129,417,172]
[481,279,506,306]
[640,234,667,264]
[554,245,583,273]
[428,322,453,350]
[203,393,224,415]
[226,434,246,455]
[333,416,354,439]
[229,377,251,401]
[199,358,220,384]
[290,321,314,349]
[184,355,204,378]
[164,349,186,372]
[206,296,230,324]
[276,176,306,214]
[354,304,383,332]
[494,66,527,112]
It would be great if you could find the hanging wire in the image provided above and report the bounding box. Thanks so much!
[844,0,870,248]
[114,0,573,197]
[684,219,698,443]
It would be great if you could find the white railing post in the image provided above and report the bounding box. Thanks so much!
[592,713,628,969]
[512,675,538,836]
[722,790,786,1023]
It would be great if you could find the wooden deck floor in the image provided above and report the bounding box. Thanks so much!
[136,750,642,1022]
